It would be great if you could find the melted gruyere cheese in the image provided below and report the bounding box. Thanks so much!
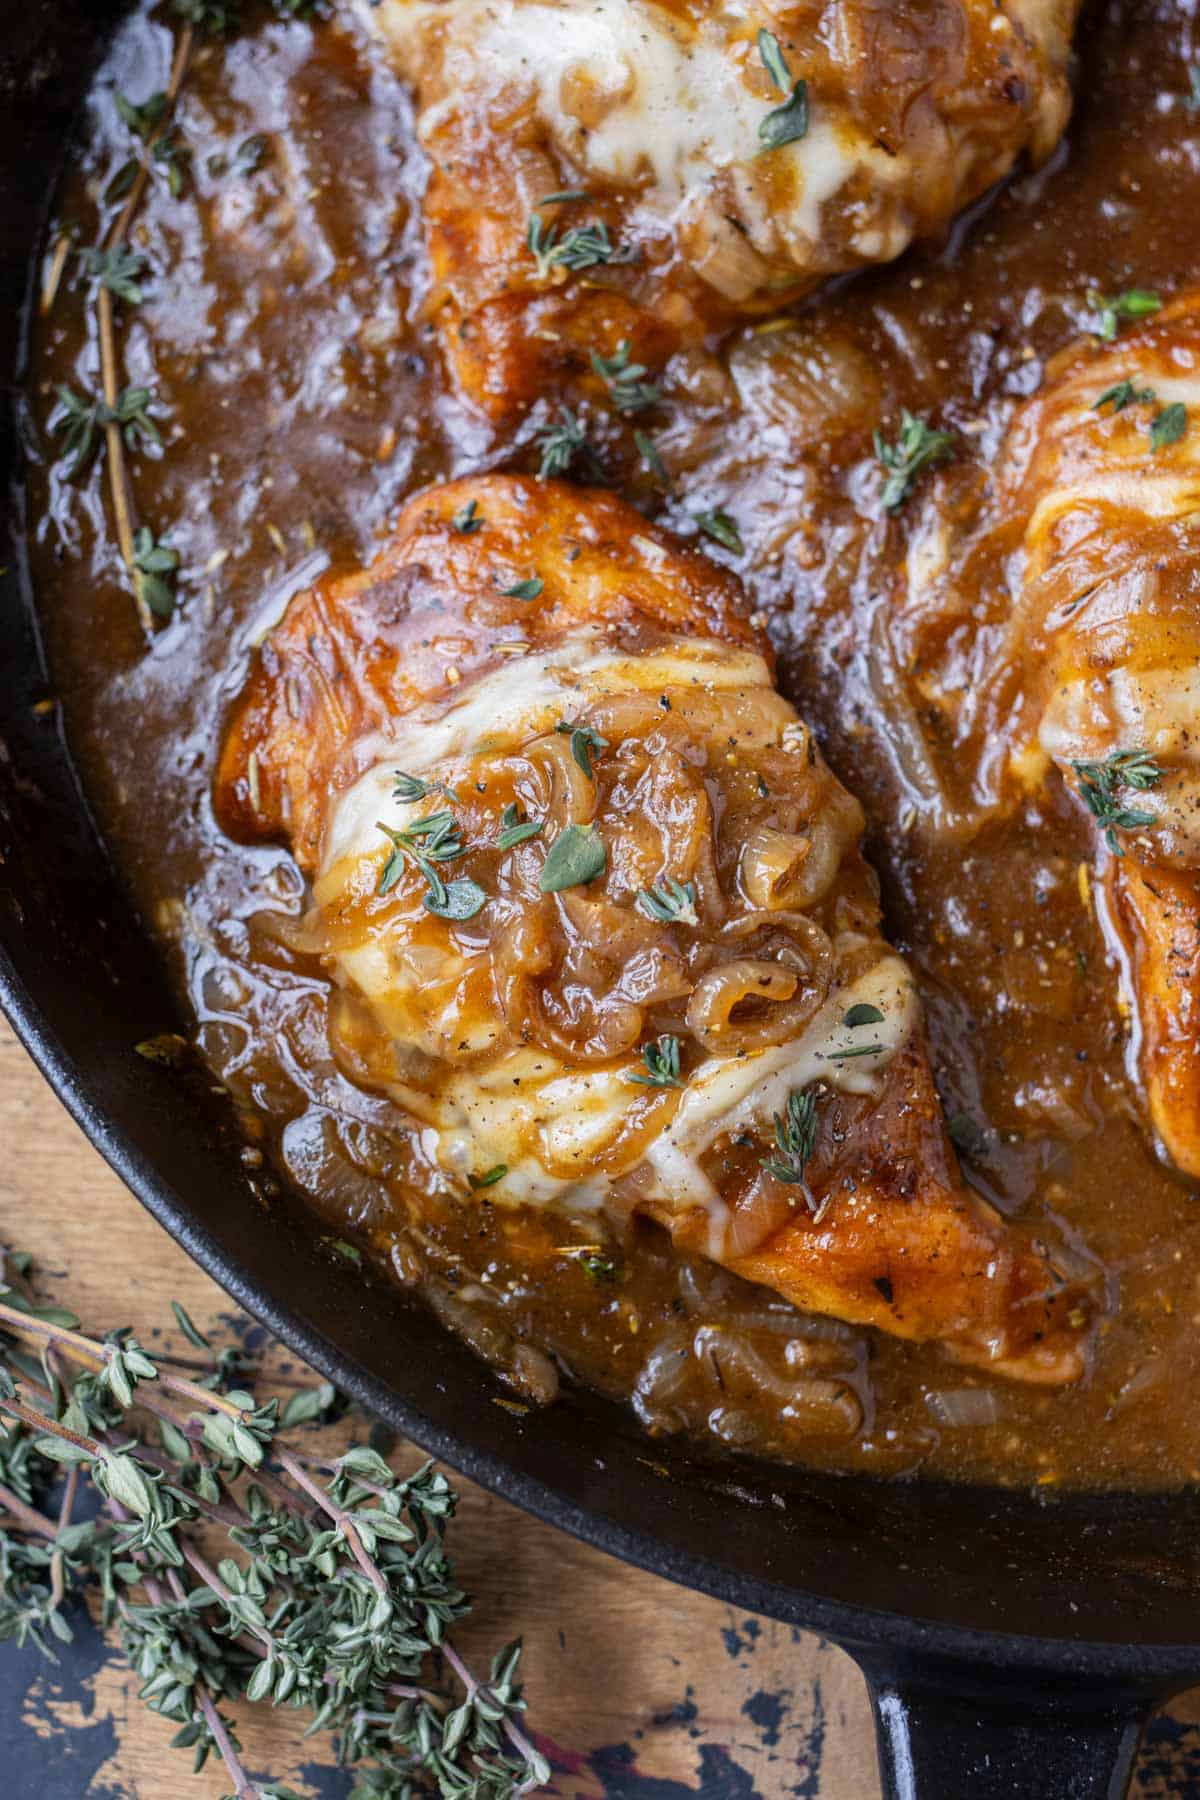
[357,0,899,283]
[311,633,916,1253]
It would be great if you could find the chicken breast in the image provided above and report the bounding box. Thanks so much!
[992,291,1200,1174]
[217,475,1092,1380]
[352,0,1081,420]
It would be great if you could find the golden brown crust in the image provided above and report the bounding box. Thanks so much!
[216,474,759,865]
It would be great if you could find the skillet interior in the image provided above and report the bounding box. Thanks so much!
[3,0,1200,1684]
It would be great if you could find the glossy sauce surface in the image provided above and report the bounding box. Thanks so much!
[24,0,1200,1487]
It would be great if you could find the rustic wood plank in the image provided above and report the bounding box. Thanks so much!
[2,1019,1197,1797]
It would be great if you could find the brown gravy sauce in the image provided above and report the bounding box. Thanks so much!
[24,0,1200,1487]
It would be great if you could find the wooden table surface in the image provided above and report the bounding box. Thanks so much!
[3,1018,1200,1800]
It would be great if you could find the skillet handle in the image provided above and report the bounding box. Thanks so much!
[856,1655,1149,1800]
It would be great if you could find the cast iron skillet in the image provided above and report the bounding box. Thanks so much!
[3,7,1200,1795]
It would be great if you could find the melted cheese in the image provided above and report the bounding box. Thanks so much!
[321,631,772,876]
[357,0,882,267]
[644,955,918,1253]
[310,627,918,1244]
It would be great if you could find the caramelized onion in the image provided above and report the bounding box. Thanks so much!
[693,1329,863,1438]
[686,940,831,1054]
[739,813,852,911]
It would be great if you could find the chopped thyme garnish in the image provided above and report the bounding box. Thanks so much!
[694,508,744,554]
[636,878,699,926]
[393,770,459,805]
[1094,379,1156,413]
[626,1035,684,1089]
[376,809,487,919]
[78,242,145,304]
[451,497,481,533]
[1087,288,1161,341]
[762,1088,820,1185]
[1070,747,1163,853]
[535,407,602,481]
[635,429,669,486]
[590,340,660,414]
[874,411,955,511]
[496,802,543,849]
[527,212,624,278]
[825,1042,885,1061]
[756,28,809,149]
[496,575,544,599]
[539,189,591,205]
[1188,65,1200,111]
[757,27,792,91]
[1150,401,1188,451]
[843,1002,885,1028]
[468,1164,507,1190]
[555,719,609,779]
[538,823,606,893]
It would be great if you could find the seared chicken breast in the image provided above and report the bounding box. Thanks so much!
[217,475,1091,1381]
[989,292,1200,1175]
[353,0,1081,420]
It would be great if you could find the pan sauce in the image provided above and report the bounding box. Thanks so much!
[24,0,1200,1487]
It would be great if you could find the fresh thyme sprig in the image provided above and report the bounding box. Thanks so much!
[589,340,660,414]
[873,411,955,511]
[377,811,487,920]
[762,1088,820,1187]
[626,1035,683,1089]
[1070,747,1163,853]
[535,408,603,482]
[527,213,622,279]
[635,878,699,926]
[52,383,163,476]
[0,1249,548,1799]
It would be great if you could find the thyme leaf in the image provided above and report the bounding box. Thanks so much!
[78,242,145,304]
[756,28,808,148]
[132,526,179,621]
[539,823,606,893]
[1087,288,1161,341]
[1150,401,1188,451]
[392,770,459,805]
[589,339,660,414]
[1094,379,1156,413]
[495,575,543,600]
[526,212,626,278]
[495,802,543,849]
[694,508,743,554]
